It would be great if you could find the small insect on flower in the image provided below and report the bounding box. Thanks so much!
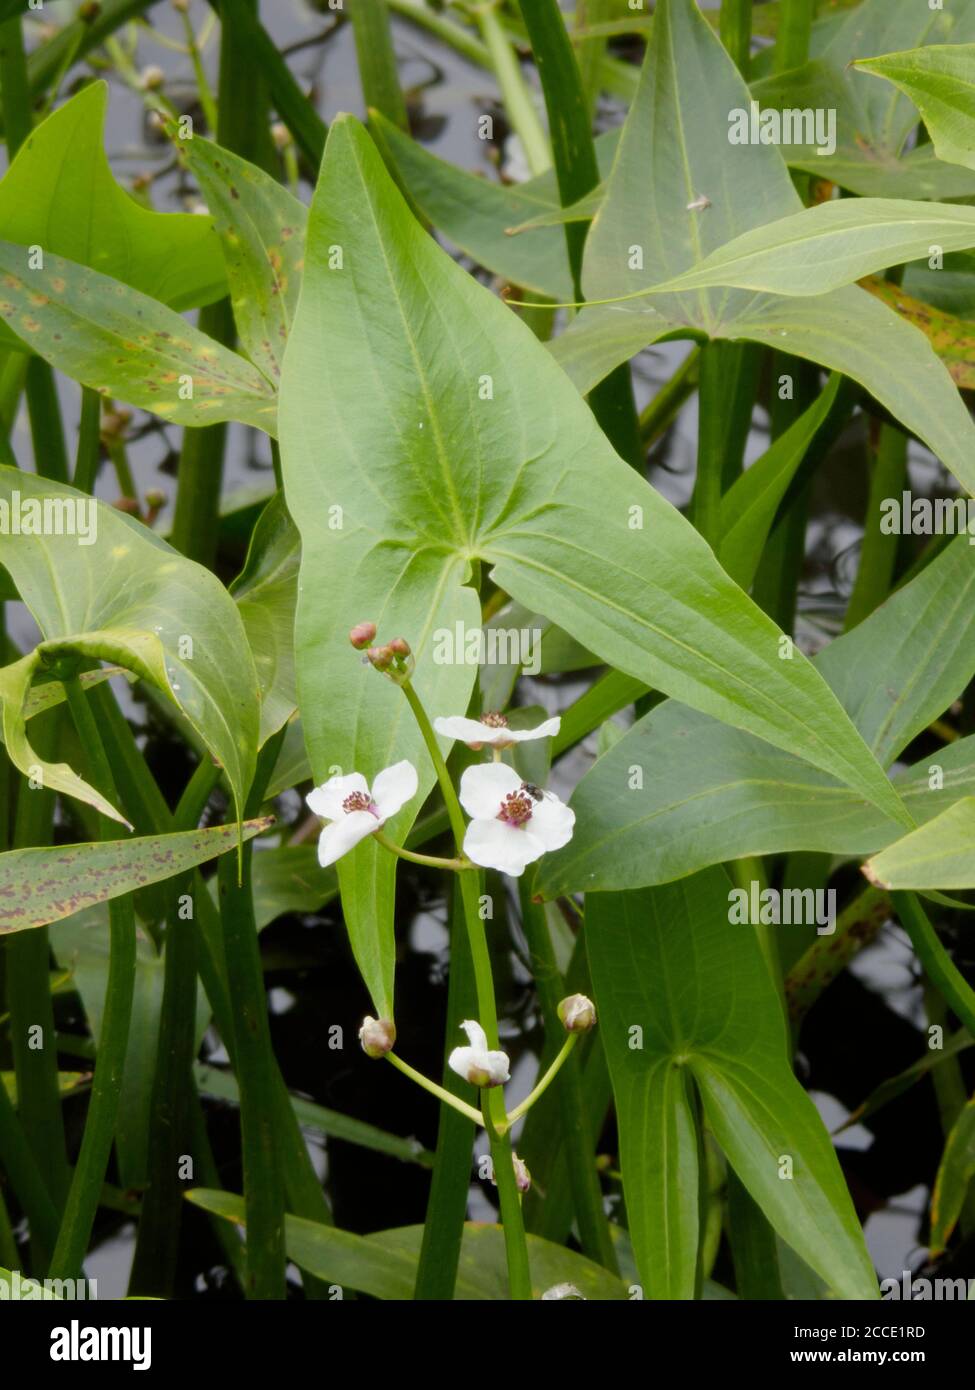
[458,764,574,877]
[306,761,418,867]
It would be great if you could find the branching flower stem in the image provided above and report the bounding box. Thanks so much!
[400,678,533,1299]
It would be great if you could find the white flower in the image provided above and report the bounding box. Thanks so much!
[433,711,560,750]
[448,1019,510,1088]
[306,760,418,867]
[458,763,574,877]
[558,993,596,1033]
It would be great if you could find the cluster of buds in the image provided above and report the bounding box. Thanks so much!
[350,622,414,685]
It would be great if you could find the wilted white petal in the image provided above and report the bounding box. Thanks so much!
[459,1019,488,1052]
[528,794,575,852]
[371,760,418,820]
[463,817,545,877]
[458,762,523,820]
[317,810,378,867]
[307,771,368,820]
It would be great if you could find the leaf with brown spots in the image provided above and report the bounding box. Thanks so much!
[180,136,307,384]
[862,275,975,390]
[0,243,277,433]
[0,818,272,935]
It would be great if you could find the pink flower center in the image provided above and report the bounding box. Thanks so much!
[497,791,533,828]
[343,791,379,817]
[481,711,509,729]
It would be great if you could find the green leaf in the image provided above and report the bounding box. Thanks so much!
[370,110,617,298]
[626,199,975,300]
[0,83,225,314]
[865,799,975,890]
[0,819,270,935]
[279,120,910,955]
[863,275,975,391]
[750,0,975,197]
[0,243,277,432]
[856,46,975,175]
[719,374,841,589]
[555,0,975,499]
[179,135,308,384]
[539,533,975,896]
[186,1189,630,1299]
[231,495,300,745]
[930,1095,975,1255]
[587,875,878,1300]
[0,468,261,824]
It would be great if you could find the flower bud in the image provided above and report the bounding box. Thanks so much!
[558,993,596,1033]
[140,64,166,91]
[358,1016,396,1059]
[387,637,411,657]
[490,1152,531,1193]
[366,644,394,672]
[349,621,377,650]
[271,122,291,152]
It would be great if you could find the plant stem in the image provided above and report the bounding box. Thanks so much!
[844,424,907,631]
[385,1052,484,1126]
[215,734,287,1298]
[720,0,752,76]
[73,388,102,495]
[399,678,532,1298]
[892,893,975,1038]
[373,828,472,872]
[478,3,550,178]
[482,1093,533,1299]
[774,0,815,73]
[504,1034,577,1127]
[352,0,409,131]
[49,675,137,1281]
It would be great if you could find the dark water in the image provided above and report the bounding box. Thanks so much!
[5,0,967,1296]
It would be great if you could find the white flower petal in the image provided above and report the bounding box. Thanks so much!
[448,1045,478,1083]
[306,771,368,820]
[528,794,575,852]
[482,1049,512,1085]
[506,717,561,743]
[459,1019,489,1052]
[463,817,545,877]
[371,759,418,820]
[316,810,378,867]
[458,762,523,819]
[434,714,499,744]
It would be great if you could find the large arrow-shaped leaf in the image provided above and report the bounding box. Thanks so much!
[278,114,911,1010]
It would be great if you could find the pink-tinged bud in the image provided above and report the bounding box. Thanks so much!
[490,1152,531,1193]
[358,1016,396,1059]
[558,993,596,1033]
[366,645,394,672]
[350,622,377,651]
[513,1154,531,1193]
[387,637,411,657]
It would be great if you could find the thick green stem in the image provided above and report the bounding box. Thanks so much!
[478,3,550,177]
[844,424,907,632]
[352,0,409,131]
[215,734,287,1298]
[719,0,752,76]
[483,1094,533,1300]
[773,0,815,73]
[48,675,136,1281]
[72,388,103,495]
[169,300,233,566]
